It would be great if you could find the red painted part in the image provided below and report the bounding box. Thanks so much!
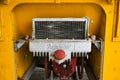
[45,57,50,78]
[52,57,77,79]
[54,49,65,60]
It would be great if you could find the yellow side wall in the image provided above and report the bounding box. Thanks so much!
[0,5,16,80]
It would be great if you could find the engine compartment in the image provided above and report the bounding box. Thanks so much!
[12,3,106,80]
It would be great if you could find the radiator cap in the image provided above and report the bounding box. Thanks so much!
[54,49,65,60]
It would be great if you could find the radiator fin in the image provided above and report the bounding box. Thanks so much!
[35,21,86,39]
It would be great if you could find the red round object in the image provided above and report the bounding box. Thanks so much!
[54,49,65,60]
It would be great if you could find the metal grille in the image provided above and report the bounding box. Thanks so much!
[34,19,88,39]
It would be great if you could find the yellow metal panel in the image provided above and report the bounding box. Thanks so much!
[102,1,120,79]
[103,42,120,80]
[0,11,16,80]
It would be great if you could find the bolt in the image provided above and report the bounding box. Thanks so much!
[91,20,94,23]
[25,35,30,40]
[63,64,67,68]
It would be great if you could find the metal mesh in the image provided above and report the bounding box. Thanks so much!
[35,21,86,39]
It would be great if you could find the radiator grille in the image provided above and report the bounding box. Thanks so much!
[33,18,88,39]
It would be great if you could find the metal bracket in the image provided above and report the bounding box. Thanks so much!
[91,35,104,52]
[92,40,103,52]
[14,39,26,51]
[14,35,30,51]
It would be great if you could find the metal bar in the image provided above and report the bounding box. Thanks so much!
[22,59,36,80]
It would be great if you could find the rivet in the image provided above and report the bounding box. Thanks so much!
[91,20,94,23]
